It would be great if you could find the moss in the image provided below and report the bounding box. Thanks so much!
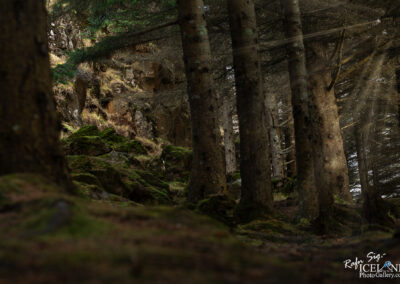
[160,145,192,182]
[136,170,169,191]
[121,169,171,205]
[67,155,126,196]
[162,145,192,160]
[64,135,111,156]
[71,173,103,188]
[19,200,110,238]
[197,194,236,226]
[99,128,126,144]
[0,174,62,210]
[115,140,147,155]
[67,125,100,140]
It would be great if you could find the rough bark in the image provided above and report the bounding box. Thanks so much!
[267,92,285,178]
[281,0,318,220]
[228,0,273,221]
[355,127,392,226]
[306,41,352,204]
[282,93,296,178]
[396,68,400,127]
[178,0,227,203]
[221,93,237,175]
[0,0,72,191]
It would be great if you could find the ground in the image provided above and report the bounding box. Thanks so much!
[0,126,399,283]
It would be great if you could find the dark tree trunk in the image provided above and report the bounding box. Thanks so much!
[306,42,352,223]
[396,68,400,127]
[0,0,72,191]
[178,0,227,203]
[281,0,318,220]
[228,0,273,221]
[355,127,391,226]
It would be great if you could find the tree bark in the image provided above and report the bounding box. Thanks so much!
[282,92,296,178]
[396,68,400,127]
[355,126,391,226]
[281,0,318,220]
[0,0,72,191]
[178,0,227,203]
[227,0,273,221]
[267,92,285,178]
[221,92,237,175]
[306,41,352,204]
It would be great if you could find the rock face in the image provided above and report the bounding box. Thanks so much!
[50,18,191,146]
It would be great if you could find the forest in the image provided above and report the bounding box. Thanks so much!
[0,0,400,283]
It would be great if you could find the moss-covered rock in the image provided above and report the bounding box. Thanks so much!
[114,140,147,155]
[67,125,101,139]
[160,145,192,182]
[63,126,148,157]
[71,172,103,188]
[197,194,236,226]
[64,135,111,156]
[99,127,126,144]
[67,155,171,205]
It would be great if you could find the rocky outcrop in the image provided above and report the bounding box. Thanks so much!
[48,11,191,146]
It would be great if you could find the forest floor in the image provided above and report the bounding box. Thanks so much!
[0,126,399,283]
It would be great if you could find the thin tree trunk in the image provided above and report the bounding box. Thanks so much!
[267,92,285,178]
[178,0,227,203]
[355,128,369,197]
[228,0,273,221]
[396,68,400,127]
[221,93,237,175]
[282,93,296,178]
[0,0,72,191]
[281,0,318,220]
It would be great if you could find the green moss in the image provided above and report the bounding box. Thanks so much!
[0,174,62,209]
[121,169,171,205]
[64,135,111,156]
[71,173,103,188]
[136,170,169,191]
[115,140,147,155]
[197,194,236,225]
[19,200,110,238]
[99,128,126,143]
[162,145,192,160]
[67,125,100,140]
[161,145,192,182]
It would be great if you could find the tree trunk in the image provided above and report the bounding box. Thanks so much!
[267,92,285,178]
[221,93,237,175]
[281,0,318,220]
[0,0,72,191]
[306,41,352,204]
[178,0,227,203]
[355,127,391,226]
[282,92,296,178]
[227,0,273,221]
[396,68,400,127]
[354,129,369,197]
